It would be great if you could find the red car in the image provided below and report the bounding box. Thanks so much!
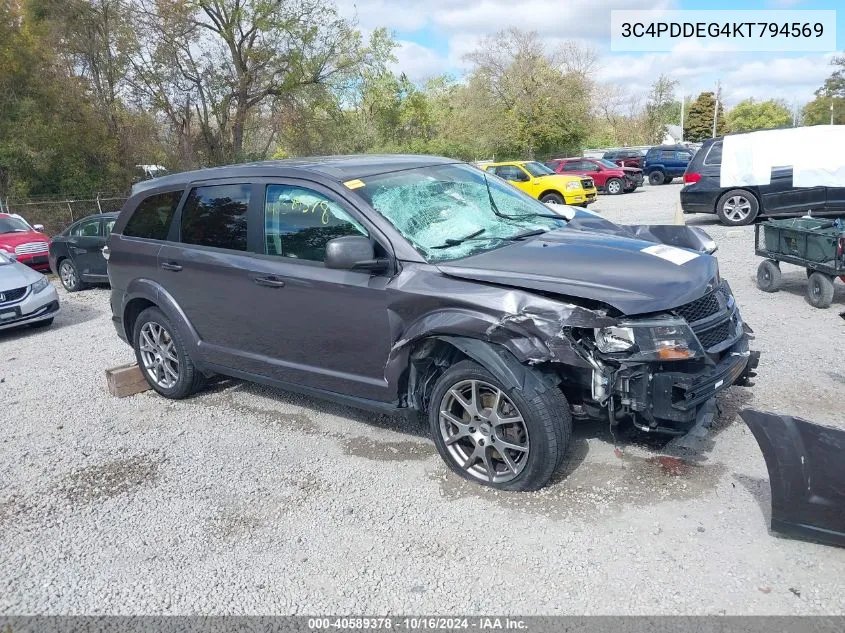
[545,158,644,195]
[0,213,51,272]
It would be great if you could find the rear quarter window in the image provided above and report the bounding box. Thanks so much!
[703,142,723,166]
[123,191,183,240]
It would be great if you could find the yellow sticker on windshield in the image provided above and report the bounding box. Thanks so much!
[344,179,365,190]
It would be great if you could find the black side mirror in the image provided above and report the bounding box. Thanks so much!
[325,236,388,272]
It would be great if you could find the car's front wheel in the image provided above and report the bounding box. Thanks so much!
[58,259,84,292]
[133,306,205,399]
[605,178,624,195]
[648,171,664,185]
[429,360,571,491]
[540,192,564,205]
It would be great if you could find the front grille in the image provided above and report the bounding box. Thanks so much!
[15,241,48,255]
[0,286,27,304]
[696,319,734,349]
[675,288,721,323]
[581,178,594,189]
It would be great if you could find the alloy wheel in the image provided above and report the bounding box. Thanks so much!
[139,321,179,389]
[439,379,530,484]
[723,196,752,223]
[607,180,622,194]
[59,261,76,289]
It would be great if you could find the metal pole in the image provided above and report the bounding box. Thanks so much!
[67,202,74,223]
[96,192,102,214]
[831,98,835,125]
[680,90,685,142]
[712,83,720,138]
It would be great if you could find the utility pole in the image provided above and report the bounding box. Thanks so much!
[680,90,685,142]
[712,81,721,138]
[831,97,835,125]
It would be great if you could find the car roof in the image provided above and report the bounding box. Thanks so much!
[132,155,462,194]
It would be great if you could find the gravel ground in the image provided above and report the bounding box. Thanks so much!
[1,182,844,615]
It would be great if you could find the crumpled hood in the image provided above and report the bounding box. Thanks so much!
[620,166,643,175]
[437,228,719,315]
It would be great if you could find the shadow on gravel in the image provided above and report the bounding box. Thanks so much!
[733,472,772,526]
[0,299,100,342]
[770,275,844,306]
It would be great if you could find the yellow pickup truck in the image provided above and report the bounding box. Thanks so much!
[481,161,598,207]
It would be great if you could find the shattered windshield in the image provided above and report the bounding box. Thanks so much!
[354,163,568,262]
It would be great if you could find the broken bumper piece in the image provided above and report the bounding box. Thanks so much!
[741,409,845,549]
[624,340,760,434]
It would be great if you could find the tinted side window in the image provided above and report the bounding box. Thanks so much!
[72,219,101,237]
[660,150,676,160]
[123,191,182,240]
[264,185,367,262]
[678,151,693,161]
[561,162,579,171]
[104,219,116,236]
[703,142,722,166]
[180,184,250,251]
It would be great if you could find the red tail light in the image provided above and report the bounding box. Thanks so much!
[683,172,701,184]
[837,237,844,259]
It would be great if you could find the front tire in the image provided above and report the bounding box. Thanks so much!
[663,176,674,184]
[540,192,564,205]
[716,189,759,226]
[605,178,624,195]
[806,272,835,309]
[428,360,571,491]
[648,171,664,186]
[756,260,782,292]
[133,306,205,399]
[58,259,84,292]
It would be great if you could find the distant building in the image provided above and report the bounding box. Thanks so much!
[663,125,683,144]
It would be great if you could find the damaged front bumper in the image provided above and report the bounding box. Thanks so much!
[619,339,760,434]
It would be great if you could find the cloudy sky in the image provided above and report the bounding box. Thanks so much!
[335,0,842,108]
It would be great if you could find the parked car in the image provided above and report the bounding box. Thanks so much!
[602,148,644,169]
[681,137,845,226]
[545,158,643,195]
[480,161,597,207]
[49,212,118,291]
[0,213,51,272]
[0,250,60,331]
[643,145,694,185]
[107,155,758,491]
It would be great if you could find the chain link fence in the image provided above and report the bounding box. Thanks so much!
[0,195,128,236]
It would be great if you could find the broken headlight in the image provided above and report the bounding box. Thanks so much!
[594,317,703,361]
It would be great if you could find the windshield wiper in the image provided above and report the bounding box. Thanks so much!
[431,228,487,249]
[506,229,548,241]
[482,172,568,221]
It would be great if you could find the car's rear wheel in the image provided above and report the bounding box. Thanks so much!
[716,190,759,226]
[540,192,564,205]
[428,360,571,491]
[605,178,624,195]
[756,260,782,292]
[133,306,205,399]
[58,259,84,292]
[806,272,835,309]
[648,171,664,185]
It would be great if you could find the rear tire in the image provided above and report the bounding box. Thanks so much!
[133,306,206,398]
[648,171,664,186]
[428,360,571,492]
[540,192,564,205]
[605,178,624,195]
[806,273,835,309]
[716,189,759,226]
[756,260,782,292]
[58,259,85,292]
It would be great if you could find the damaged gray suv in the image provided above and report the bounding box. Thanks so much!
[107,155,759,491]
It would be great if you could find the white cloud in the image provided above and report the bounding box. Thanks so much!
[336,0,833,105]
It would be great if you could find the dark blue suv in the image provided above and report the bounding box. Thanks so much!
[644,145,695,185]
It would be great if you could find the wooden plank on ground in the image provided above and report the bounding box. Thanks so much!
[106,363,150,398]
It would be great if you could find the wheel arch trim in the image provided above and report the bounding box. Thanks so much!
[121,278,201,351]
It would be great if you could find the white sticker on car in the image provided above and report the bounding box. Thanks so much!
[641,244,699,265]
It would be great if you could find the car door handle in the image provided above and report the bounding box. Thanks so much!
[253,275,285,288]
[160,262,182,272]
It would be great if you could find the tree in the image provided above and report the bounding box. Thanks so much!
[726,98,792,132]
[644,75,679,144]
[803,54,845,125]
[684,91,726,142]
[130,0,377,166]
[464,29,590,159]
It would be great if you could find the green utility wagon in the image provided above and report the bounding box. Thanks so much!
[755,217,845,309]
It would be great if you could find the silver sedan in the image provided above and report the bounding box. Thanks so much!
[0,251,60,331]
